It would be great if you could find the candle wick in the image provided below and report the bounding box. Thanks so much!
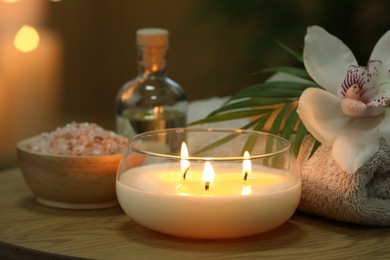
[205,181,210,191]
[183,166,190,180]
[244,171,248,181]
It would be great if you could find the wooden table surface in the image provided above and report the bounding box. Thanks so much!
[1,167,390,260]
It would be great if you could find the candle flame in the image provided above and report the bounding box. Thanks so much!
[243,151,251,181]
[181,142,190,179]
[14,25,40,53]
[202,161,215,191]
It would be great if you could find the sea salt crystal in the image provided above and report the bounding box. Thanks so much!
[27,122,128,156]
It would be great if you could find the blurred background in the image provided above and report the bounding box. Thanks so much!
[1,0,389,168]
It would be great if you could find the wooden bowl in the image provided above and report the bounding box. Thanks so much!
[16,138,123,210]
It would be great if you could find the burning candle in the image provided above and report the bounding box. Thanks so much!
[243,150,251,181]
[202,161,214,191]
[181,142,190,179]
[116,129,301,239]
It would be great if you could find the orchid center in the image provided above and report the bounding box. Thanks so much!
[338,61,390,117]
[344,84,361,100]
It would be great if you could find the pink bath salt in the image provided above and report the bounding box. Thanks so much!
[27,122,128,156]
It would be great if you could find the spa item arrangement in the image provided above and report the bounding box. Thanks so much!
[191,25,390,226]
[16,25,390,240]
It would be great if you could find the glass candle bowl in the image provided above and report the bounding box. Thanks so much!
[116,128,301,239]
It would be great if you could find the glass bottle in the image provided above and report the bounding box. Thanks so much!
[116,28,187,138]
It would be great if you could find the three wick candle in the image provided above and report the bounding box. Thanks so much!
[116,129,301,239]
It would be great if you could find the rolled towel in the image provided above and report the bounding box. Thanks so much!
[298,137,390,226]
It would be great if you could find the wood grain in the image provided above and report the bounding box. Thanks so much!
[1,168,390,259]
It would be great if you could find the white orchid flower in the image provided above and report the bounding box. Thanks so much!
[297,25,390,173]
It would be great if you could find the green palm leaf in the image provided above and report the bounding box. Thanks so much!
[208,97,290,117]
[268,103,291,135]
[249,66,312,81]
[189,44,321,159]
[281,103,299,141]
[275,40,304,63]
[292,121,308,156]
[309,139,322,158]
[188,108,273,126]
[241,113,271,155]
[229,81,318,101]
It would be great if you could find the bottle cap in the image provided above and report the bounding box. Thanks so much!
[136,28,169,47]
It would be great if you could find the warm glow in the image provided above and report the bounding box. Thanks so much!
[2,0,20,3]
[180,142,190,179]
[243,151,251,181]
[202,162,215,190]
[241,185,252,195]
[14,25,40,53]
[153,106,163,118]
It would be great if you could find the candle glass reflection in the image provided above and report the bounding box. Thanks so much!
[116,128,301,239]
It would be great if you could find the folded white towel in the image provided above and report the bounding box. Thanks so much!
[298,138,390,226]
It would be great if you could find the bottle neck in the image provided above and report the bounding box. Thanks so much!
[137,46,167,76]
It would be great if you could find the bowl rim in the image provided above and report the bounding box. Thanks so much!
[16,137,124,159]
[128,127,292,161]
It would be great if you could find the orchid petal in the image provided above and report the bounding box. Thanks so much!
[297,88,351,146]
[364,61,390,104]
[303,26,358,94]
[369,30,390,67]
[332,117,382,173]
[341,99,385,117]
